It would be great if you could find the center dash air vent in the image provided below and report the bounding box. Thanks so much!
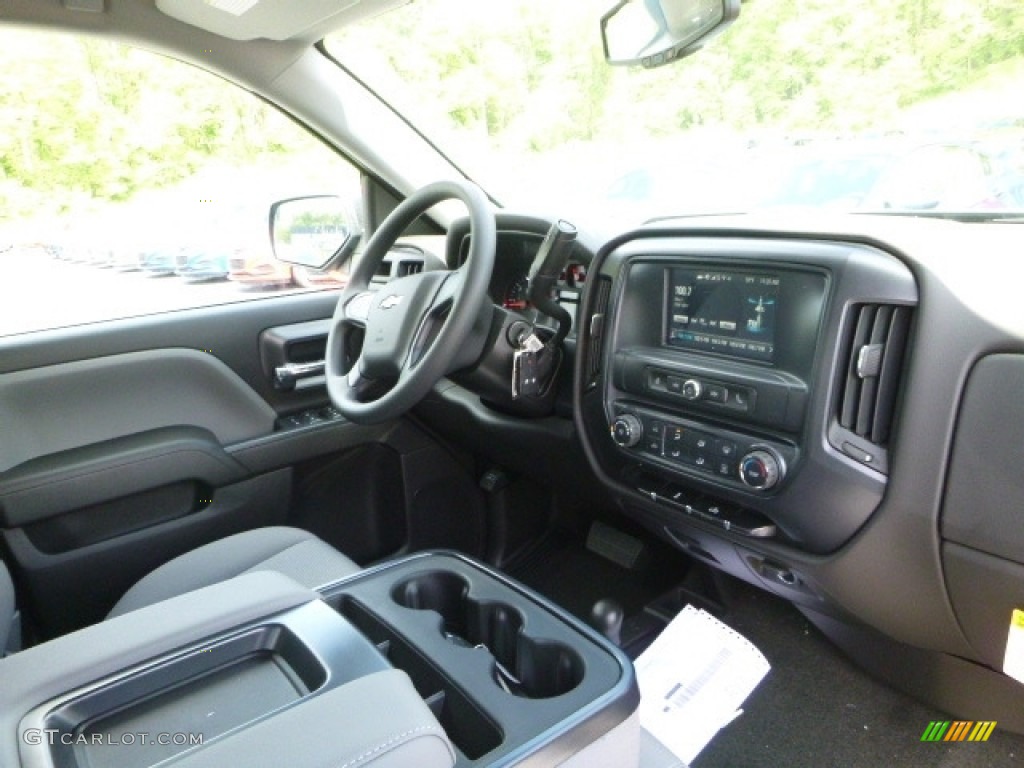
[832,303,913,471]
[397,260,424,277]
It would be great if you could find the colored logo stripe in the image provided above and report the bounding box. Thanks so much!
[968,722,997,742]
[920,721,996,742]
[945,721,972,741]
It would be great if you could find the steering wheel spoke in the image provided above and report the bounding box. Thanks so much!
[407,271,459,367]
[342,290,376,327]
[431,269,463,307]
[344,364,389,403]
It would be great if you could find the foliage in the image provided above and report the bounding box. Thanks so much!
[0,31,319,223]
[331,0,1024,150]
[1,0,1021,225]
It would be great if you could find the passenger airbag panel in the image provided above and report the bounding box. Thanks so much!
[942,354,1024,563]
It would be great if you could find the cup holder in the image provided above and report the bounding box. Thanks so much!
[392,570,584,699]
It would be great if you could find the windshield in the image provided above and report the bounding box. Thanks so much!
[325,0,1024,225]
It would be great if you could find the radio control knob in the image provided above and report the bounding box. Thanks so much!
[611,414,643,448]
[739,449,783,490]
[682,379,703,400]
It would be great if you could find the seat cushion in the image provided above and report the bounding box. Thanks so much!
[108,526,359,618]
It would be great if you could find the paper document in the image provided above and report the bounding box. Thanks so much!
[1002,608,1024,684]
[635,604,770,764]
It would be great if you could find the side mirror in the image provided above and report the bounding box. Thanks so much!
[601,0,740,69]
[269,195,361,270]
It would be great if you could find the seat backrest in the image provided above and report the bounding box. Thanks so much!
[0,559,14,655]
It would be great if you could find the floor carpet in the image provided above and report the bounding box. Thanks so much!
[507,532,1024,768]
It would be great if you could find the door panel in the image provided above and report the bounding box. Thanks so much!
[0,291,392,639]
[0,291,339,402]
[0,349,275,472]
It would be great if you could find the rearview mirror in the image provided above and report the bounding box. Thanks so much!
[269,195,361,270]
[601,0,740,69]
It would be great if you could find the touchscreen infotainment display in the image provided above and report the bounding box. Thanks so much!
[666,268,780,362]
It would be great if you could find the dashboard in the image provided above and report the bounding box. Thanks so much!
[539,212,1024,726]
[431,210,1024,726]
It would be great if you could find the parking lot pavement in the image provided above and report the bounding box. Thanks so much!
[0,251,307,337]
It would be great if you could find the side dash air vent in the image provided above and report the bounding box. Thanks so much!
[833,303,913,472]
[586,276,613,387]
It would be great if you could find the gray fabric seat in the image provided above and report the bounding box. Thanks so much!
[108,526,360,618]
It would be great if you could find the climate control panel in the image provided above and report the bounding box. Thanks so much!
[611,402,795,492]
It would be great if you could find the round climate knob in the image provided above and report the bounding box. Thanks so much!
[611,414,643,448]
[739,449,783,490]
[681,379,702,400]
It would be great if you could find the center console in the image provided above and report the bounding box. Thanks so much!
[600,249,830,546]
[323,552,637,765]
[608,261,827,487]
[577,233,917,560]
[3,555,637,768]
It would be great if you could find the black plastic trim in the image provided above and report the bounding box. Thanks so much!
[319,551,639,768]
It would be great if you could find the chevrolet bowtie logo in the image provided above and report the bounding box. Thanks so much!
[379,294,403,310]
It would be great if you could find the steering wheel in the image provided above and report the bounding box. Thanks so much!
[326,180,496,424]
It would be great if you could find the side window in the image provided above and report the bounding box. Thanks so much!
[0,30,360,337]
